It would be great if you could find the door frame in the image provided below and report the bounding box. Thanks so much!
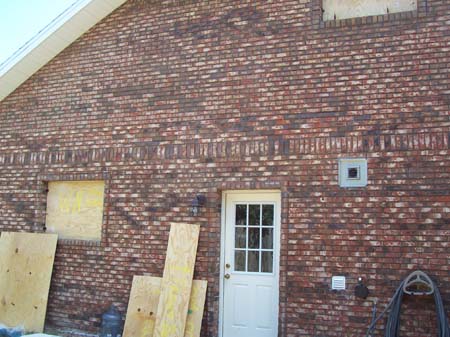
[218,190,281,337]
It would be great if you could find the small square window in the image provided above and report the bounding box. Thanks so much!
[339,159,367,187]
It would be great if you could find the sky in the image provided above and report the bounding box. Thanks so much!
[0,0,75,64]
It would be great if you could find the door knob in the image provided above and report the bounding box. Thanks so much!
[224,273,230,279]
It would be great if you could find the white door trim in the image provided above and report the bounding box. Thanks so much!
[218,190,281,337]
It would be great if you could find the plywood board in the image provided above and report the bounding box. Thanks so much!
[184,280,208,337]
[0,232,58,332]
[123,276,161,337]
[123,277,207,337]
[45,181,104,240]
[322,0,417,21]
[153,223,200,337]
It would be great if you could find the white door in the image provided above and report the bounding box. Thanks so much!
[221,191,280,337]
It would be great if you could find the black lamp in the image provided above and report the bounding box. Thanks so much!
[191,195,206,216]
[355,277,369,299]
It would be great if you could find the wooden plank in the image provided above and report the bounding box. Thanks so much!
[153,223,200,337]
[0,232,58,332]
[184,280,208,337]
[322,0,417,21]
[123,276,161,337]
[123,277,207,337]
[45,181,104,240]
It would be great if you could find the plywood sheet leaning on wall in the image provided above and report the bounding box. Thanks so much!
[184,280,208,337]
[0,232,58,332]
[123,276,207,337]
[153,223,200,337]
[123,276,161,337]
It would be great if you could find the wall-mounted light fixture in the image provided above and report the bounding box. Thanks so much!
[191,195,206,216]
[355,277,369,299]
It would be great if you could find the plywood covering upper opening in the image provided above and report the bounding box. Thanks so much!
[45,180,105,241]
[322,0,417,21]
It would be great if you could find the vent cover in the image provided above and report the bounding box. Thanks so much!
[332,276,346,290]
[339,158,368,187]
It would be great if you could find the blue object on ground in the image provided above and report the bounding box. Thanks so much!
[0,325,24,337]
[100,305,123,337]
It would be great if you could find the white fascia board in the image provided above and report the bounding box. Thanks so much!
[0,0,127,101]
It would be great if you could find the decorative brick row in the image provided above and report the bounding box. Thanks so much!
[0,132,448,165]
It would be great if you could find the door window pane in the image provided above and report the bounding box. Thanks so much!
[248,228,260,249]
[248,251,259,272]
[262,204,274,226]
[235,227,246,248]
[235,250,246,271]
[262,228,273,249]
[248,204,260,226]
[233,202,276,274]
[236,204,247,226]
[261,251,273,273]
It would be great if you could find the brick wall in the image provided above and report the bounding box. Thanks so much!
[0,0,449,336]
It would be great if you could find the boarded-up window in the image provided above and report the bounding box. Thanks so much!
[322,0,417,21]
[45,181,105,240]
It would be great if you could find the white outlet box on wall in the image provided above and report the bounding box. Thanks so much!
[331,276,346,290]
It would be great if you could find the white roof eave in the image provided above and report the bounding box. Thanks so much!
[0,0,127,101]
